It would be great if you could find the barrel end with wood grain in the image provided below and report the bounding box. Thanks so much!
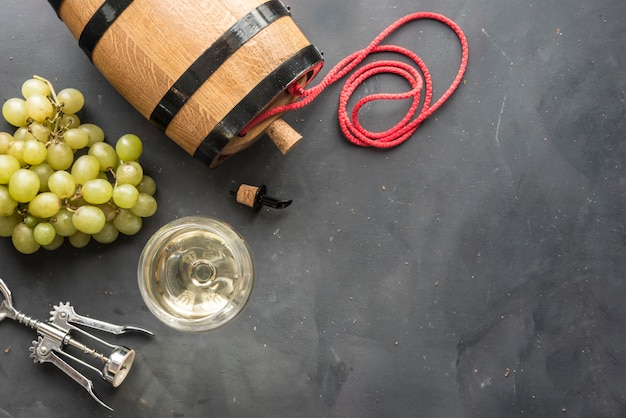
[48,0,323,167]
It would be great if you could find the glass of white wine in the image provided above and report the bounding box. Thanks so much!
[137,216,254,332]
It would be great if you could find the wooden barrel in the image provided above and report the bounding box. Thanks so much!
[47,0,324,167]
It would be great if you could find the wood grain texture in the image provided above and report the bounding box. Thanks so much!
[58,0,101,39]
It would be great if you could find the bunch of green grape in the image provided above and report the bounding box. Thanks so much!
[0,76,157,254]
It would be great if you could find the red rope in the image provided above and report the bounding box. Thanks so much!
[241,12,469,148]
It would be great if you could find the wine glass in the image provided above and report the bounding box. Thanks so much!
[137,216,254,332]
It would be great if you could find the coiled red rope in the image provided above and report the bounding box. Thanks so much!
[241,11,469,148]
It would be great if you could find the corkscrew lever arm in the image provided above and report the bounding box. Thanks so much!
[52,302,154,336]
[30,335,113,411]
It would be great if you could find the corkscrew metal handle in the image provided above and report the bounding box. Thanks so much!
[0,278,17,322]
[0,278,153,410]
[51,301,153,336]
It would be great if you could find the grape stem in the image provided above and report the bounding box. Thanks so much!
[33,75,59,105]
[33,75,65,142]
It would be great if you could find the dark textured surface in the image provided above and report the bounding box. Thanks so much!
[1,0,625,417]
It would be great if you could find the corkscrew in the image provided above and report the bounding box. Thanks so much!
[0,278,153,410]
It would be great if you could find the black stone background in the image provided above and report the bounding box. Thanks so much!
[0,0,624,417]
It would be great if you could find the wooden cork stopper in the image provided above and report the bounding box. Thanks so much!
[231,184,291,211]
[266,118,303,155]
[236,184,260,208]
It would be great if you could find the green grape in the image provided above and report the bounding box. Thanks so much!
[115,161,143,186]
[63,128,89,150]
[33,222,57,246]
[22,140,48,165]
[78,123,105,146]
[8,168,40,203]
[24,214,39,228]
[48,170,76,199]
[2,98,29,127]
[116,134,143,161]
[71,155,100,185]
[28,192,61,219]
[0,154,21,184]
[113,208,142,235]
[0,185,18,216]
[82,179,113,205]
[68,231,91,248]
[29,122,52,142]
[13,126,37,142]
[21,78,51,99]
[72,205,105,234]
[25,94,54,123]
[112,184,139,209]
[7,140,26,166]
[12,223,40,254]
[130,193,157,217]
[97,203,118,222]
[92,221,119,244]
[42,234,64,250]
[0,132,13,154]
[0,212,22,237]
[60,113,80,129]
[57,88,84,114]
[52,208,77,236]
[137,175,157,195]
[30,163,54,192]
[47,141,74,170]
[88,141,118,171]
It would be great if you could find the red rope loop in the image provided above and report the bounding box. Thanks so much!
[241,12,469,148]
